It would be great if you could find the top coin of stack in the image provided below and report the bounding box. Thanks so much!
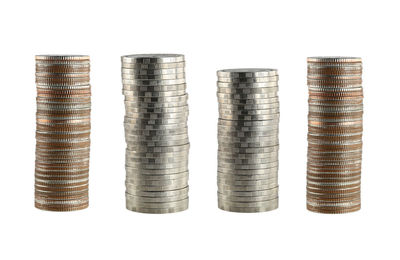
[217,68,280,213]
[121,54,189,214]
[307,57,363,214]
[35,55,91,211]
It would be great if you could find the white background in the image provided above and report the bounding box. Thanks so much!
[0,0,398,259]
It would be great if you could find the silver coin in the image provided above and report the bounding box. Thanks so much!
[122,62,185,70]
[218,203,278,213]
[217,134,279,143]
[124,117,188,126]
[218,192,278,202]
[126,171,188,181]
[218,166,279,175]
[124,100,188,109]
[219,108,280,116]
[218,129,279,138]
[126,198,188,210]
[126,161,188,170]
[123,90,187,98]
[218,140,279,148]
[35,177,88,185]
[218,151,279,159]
[218,161,278,170]
[218,118,279,127]
[217,125,279,133]
[217,81,278,89]
[125,127,188,137]
[126,204,188,214]
[218,103,279,111]
[121,54,185,64]
[218,183,278,192]
[126,157,188,167]
[122,78,186,86]
[217,97,278,105]
[218,155,278,165]
[122,67,185,75]
[126,138,189,147]
[218,146,279,155]
[218,197,278,208]
[124,105,188,114]
[218,76,279,83]
[219,186,279,196]
[125,186,188,197]
[126,143,189,153]
[124,122,187,131]
[123,83,187,92]
[218,177,278,186]
[124,94,188,103]
[125,192,187,203]
[218,172,278,181]
[217,68,278,78]
[217,92,279,100]
[126,176,188,186]
[122,72,185,80]
[217,86,278,94]
[126,166,189,176]
[126,154,188,164]
[124,110,188,120]
[126,182,188,192]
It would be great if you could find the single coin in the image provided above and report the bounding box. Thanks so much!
[217,68,278,78]
[122,62,185,70]
[121,54,184,64]
[218,76,279,83]
[123,83,187,92]
[122,67,185,75]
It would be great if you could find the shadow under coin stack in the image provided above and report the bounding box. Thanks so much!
[35,55,91,211]
[307,57,363,214]
[217,69,279,213]
[122,54,189,214]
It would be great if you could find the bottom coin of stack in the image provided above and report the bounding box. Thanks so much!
[121,54,189,213]
[307,57,363,214]
[35,55,91,211]
[216,68,279,213]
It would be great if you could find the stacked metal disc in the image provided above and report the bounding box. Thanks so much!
[307,57,363,214]
[35,55,91,211]
[217,69,279,213]
[121,54,189,214]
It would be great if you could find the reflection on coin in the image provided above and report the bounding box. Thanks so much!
[216,68,280,213]
[122,54,189,213]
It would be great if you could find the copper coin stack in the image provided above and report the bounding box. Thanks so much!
[217,68,279,213]
[307,57,363,214]
[35,55,91,211]
[122,54,189,214]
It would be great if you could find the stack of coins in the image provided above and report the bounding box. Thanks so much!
[217,69,279,213]
[307,57,363,214]
[121,54,189,214]
[35,55,91,211]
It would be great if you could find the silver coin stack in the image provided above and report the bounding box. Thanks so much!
[35,55,91,211]
[217,69,279,213]
[121,54,189,214]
